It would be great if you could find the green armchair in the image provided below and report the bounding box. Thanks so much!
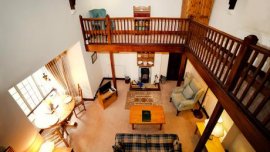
[170,73,205,116]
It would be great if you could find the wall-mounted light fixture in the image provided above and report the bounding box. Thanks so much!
[229,0,237,10]
[69,0,76,14]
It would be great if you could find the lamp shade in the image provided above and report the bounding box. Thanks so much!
[212,123,224,137]
[204,118,224,138]
[39,141,54,152]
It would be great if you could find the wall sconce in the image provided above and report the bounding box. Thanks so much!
[229,0,237,10]
[69,0,76,14]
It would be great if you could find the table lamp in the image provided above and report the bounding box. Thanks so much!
[212,123,224,137]
[204,117,224,139]
[39,141,55,152]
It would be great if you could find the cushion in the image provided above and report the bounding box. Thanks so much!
[115,134,147,152]
[182,85,194,99]
[173,139,182,152]
[189,79,199,93]
[183,73,192,87]
[113,142,125,152]
[171,93,186,107]
[146,134,178,152]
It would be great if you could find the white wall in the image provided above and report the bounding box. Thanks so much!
[66,42,93,98]
[82,51,103,97]
[160,53,170,76]
[0,0,94,151]
[99,52,168,84]
[209,0,270,47]
[86,0,182,17]
[222,124,255,152]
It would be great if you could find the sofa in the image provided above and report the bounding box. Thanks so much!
[113,133,181,152]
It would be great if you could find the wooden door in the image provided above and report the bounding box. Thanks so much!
[181,0,214,25]
[166,53,181,80]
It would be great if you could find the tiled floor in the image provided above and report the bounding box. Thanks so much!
[68,80,203,152]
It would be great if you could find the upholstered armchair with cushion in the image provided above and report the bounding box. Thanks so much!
[170,73,204,116]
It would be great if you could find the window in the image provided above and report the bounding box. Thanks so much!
[8,67,63,122]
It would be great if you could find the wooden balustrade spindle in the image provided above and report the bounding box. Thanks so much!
[232,51,259,96]
[243,55,268,106]
[106,15,111,44]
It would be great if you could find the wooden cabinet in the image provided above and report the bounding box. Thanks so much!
[137,52,154,67]
[181,0,214,25]
[98,89,117,109]
[133,6,150,31]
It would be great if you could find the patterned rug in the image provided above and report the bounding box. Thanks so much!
[125,91,161,109]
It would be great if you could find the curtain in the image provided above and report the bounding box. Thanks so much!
[45,53,76,96]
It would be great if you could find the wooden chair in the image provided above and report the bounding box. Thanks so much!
[41,126,69,147]
[73,84,86,118]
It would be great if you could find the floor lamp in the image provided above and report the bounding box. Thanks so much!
[193,87,209,119]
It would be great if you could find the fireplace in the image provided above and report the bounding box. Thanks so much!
[141,68,150,83]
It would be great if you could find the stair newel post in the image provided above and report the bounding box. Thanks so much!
[106,15,112,44]
[194,102,224,152]
[224,35,258,91]
[186,18,193,46]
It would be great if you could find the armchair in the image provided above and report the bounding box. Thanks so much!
[170,73,204,116]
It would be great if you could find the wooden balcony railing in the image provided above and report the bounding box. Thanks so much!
[188,20,270,149]
[80,16,270,150]
[80,15,189,45]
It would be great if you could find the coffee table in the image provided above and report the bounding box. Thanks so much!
[129,105,165,130]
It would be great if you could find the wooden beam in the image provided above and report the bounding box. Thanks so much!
[109,52,117,91]
[86,44,184,53]
[177,53,187,86]
[194,102,223,152]
[186,51,270,151]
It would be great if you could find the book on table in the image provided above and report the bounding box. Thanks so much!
[142,110,151,122]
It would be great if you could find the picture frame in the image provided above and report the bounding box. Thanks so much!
[91,51,97,64]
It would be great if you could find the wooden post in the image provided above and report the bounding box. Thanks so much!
[110,52,117,91]
[194,102,224,152]
[177,53,187,86]
[105,15,111,44]
[225,35,258,90]
[79,15,88,51]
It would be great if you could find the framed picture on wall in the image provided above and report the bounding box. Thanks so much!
[91,51,97,64]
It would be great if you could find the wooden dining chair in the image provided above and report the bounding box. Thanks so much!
[73,84,86,118]
[41,125,69,147]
